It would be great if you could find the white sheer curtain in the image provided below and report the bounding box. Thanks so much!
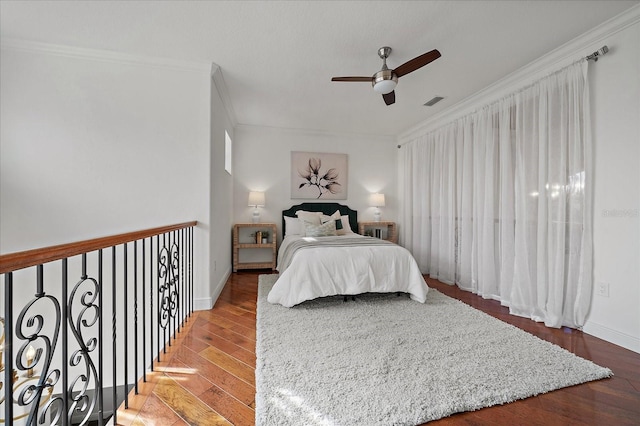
[400,61,592,328]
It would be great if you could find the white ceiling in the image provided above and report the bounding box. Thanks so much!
[1,0,638,137]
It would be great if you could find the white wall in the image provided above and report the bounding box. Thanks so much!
[398,8,640,353]
[206,67,235,308]
[586,19,640,352]
[0,42,212,304]
[233,125,397,242]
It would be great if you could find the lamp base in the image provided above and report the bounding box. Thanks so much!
[374,209,381,222]
[252,209,260,223]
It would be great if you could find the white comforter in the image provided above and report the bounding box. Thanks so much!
[268,235,429,307]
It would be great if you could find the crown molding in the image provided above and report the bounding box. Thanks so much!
[211,65,239,128]
[398,4,640,144]
[235,123,395,143]
[0,38,211,73]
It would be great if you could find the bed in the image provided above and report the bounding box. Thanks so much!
[267,202,429,307]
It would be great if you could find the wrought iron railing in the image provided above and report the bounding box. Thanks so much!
[0,221,196,425]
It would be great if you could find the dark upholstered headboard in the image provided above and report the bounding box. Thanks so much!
[282,202,358,235]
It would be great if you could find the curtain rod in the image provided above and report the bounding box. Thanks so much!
[586,45,609,62]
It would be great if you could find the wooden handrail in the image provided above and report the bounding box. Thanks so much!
[0,221,197,274]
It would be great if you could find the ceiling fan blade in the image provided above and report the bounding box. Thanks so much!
[382,91,395,106]
[394,49,441,78]
[331,76,372,82]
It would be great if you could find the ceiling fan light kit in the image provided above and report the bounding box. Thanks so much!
[331,46,441,106]
[373,70,397,94]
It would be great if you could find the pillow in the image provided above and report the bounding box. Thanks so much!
[304,219,337,237]
[338,215,354,234]
[284,216,304,236]
[322,210,354,235]
[296,210,323,225]
[320,213,332,223]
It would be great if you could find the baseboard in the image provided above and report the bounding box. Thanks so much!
[194,296,213,311]
[211,266,231,307]
[193,267,231,311]
[583,320,640,354]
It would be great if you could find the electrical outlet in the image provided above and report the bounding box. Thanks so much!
[596,282,609,297]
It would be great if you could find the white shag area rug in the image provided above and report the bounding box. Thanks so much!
[255,274,612,426]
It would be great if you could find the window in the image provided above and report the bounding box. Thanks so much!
[225,130,232,175]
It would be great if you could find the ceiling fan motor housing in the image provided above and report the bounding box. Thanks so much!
[373,69,398,94]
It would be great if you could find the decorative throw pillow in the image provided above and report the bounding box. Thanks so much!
[304,219,337,237]
[323,210,342,232]
[323,210,354,235]
[284,216,304,236]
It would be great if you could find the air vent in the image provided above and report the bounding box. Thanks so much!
[424,96,444,107]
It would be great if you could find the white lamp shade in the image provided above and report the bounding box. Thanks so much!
[248,191,265,207]
[373,79,397,94]
[369,193,385,207]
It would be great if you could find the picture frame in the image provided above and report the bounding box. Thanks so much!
[291,151,348,200]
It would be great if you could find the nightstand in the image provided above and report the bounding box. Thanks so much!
[358,221,398,244]
[233,223,277,272]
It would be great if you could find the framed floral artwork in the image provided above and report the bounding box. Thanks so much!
[291,151,348,199]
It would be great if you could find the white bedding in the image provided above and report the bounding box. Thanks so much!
[268,234,429,307]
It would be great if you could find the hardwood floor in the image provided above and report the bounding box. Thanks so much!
[117,272,640,425]
[115,272,258,426]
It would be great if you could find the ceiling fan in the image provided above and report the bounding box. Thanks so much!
[331,46,441,106]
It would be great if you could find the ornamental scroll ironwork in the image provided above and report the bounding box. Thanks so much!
[0,367,55,425]
[2,270,101,425]
[158,237,180,338]
[66,272,100,425]
[12,291,61,425]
